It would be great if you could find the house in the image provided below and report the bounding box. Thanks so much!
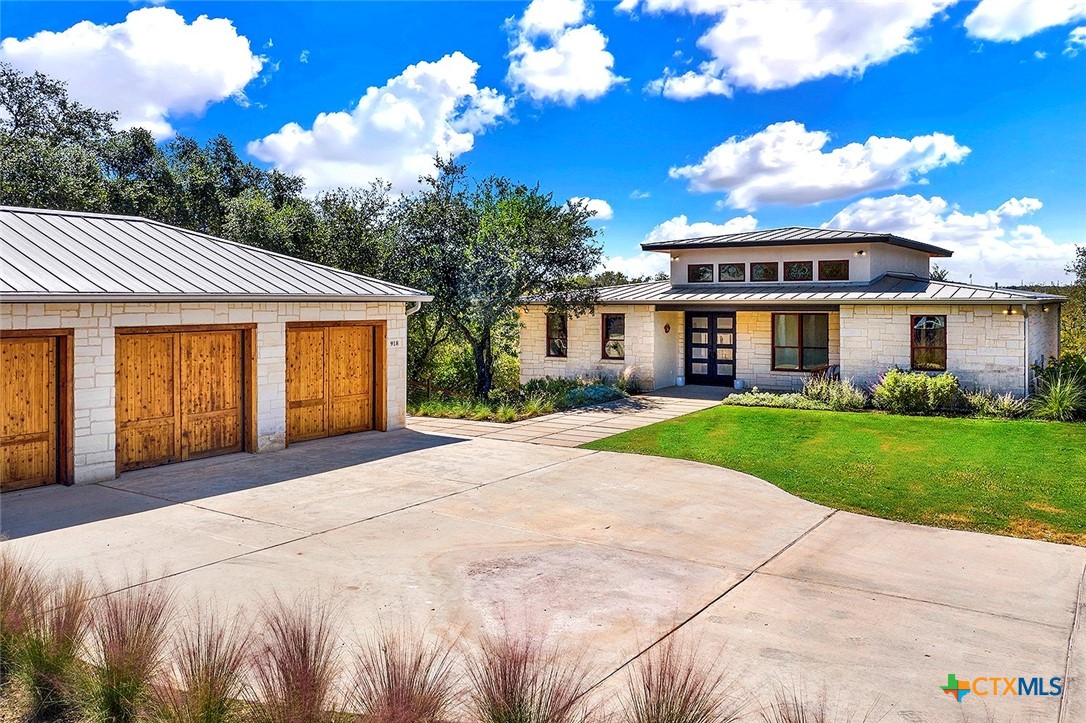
[0,206,430,492]
[519,227,1063,396]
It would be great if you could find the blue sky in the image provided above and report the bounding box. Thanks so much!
[2,0,1084,283]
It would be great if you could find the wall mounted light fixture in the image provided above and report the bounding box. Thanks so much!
[855,249,866,256]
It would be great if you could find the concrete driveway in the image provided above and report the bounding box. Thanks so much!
[1,429,1082,722]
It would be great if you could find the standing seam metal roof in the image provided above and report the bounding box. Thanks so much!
[639,226,954,257]
[0,206,431,302]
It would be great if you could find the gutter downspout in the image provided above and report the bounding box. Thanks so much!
[1023,303,1029,397]
[406,300,423,316]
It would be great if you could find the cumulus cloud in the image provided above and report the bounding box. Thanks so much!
[569,196,613,220]
[669,121,970,211]
[1067,26,1086,55]
[507,0,625,104]
[602,213,757,279]
[248,52,510,193]
[965,0,1086,42]
[825,194,1074,283]
[624,0,953,99]
[0,7,264,137]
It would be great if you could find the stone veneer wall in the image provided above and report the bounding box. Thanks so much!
[734,311,841,391]
[518,304,658,389]
[1,301,408,484]
[838,303,1058,395]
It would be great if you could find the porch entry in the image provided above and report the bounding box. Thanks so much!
[685,312,735,386]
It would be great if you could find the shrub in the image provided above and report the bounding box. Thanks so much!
[871,369,965,415]
[723,389,830,411]
[1031,372,1086,421]
[466,631,592,723]
[0,550,43,685]
[615,369,642,395]
[520,393,555,418]
[624,638,743,723]
[965,389,1028,419]
[801,377,867,412]
[250,596,341,723]
[927,373,966,412]
[84,581,174,723]
[155,610,252,723]
[15,572,91,719]
[494,404,520,423]
[348,628,457,723]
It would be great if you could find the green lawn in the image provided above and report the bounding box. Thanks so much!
[583,406,1086,545]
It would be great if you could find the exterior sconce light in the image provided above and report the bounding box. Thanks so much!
[1042,305,1050,312]
[1002,307,1010,315]
[664,323,671,334]
[1003,305,1019,316]
[855,249,866,256]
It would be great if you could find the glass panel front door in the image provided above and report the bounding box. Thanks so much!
[685,312,736,386]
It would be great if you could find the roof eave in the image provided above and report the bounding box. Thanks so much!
[1,293,434,304]
[640,236,954,257]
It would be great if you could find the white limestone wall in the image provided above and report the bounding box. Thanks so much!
[734,311,841,391]
[839,304,1034,395]
[518,304,658,389]
[1,301,408,484]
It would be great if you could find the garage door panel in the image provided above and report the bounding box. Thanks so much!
[116,333,179,472]
[117,421,177,472]
[286,328,327,441]
[2,336,59,490]
[181,331,243,458]
[287,324,377,443]
[328,326,373,435]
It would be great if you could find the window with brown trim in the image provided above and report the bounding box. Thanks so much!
[772,313,829,371]
[718,262,745,282]
[751,262,779,282]
[546,313,567,358]
[687,264,714,283]
[602,314,625,360]
[783,261,813,281]
[818,259,849,281]
[911,315,947,371]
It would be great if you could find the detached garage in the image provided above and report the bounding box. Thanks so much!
[0,206,430,490]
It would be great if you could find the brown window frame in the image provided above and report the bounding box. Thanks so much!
[687,264,714,283]
[545,312,567,358]
[771,313,830,372]
[911,315,948,371]
[750,262,779,282]
[783,260,814,282]
[717,262,746,282]
[818,259,850,281]
[601,313,625,360]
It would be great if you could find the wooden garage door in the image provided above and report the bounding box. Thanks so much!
[116,329,244,472]
[286,325,376,443]
[1,336,58,491]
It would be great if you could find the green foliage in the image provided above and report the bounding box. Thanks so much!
[871,369,965,415]
[1031,374,1086,421]
[410,376,627,422]
[801,377,867,411]
[964,389,1028,419]
[722,389,831,411]
[1,550,43,685]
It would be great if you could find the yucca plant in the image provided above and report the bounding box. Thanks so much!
[15,572,92,719]
[249,596,341,723]
[83,581,174,723]
[466,631,593,723]
[155,609,252,723]
[0,549,44,684]
[624,638,743,723]
[348,627,458,723]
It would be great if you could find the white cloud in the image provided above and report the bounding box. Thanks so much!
[643,213,758,243]
[825,194,1075,283]
[0,8,264,138]
[506,0,625,104]
[624,0,954,99]
[299,49,310,63]
[1066,26,1086,55]
[248,52,510,193]
[569,197,613,220]
[669,121,970,211]
[965,0,1086,42]
[601,252,670,279]
[630,189,651,199]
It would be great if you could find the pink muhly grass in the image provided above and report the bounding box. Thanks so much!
[623,637,744,723]
[756,684,887,723]
[348,627,458,723]
[0,548,45,684]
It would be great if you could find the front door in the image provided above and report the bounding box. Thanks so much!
[685,312,736,386]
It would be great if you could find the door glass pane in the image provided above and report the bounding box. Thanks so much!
[775,347,799,369]
[803,347,829,368]
[717,363,733,376]
[692,362,707,374]
[715,316,734,330]
[774,315,799,346]
[691,316,709,330]
[716,348,733,361]
[716,333,733,346]
[803,314,829,347]
[692,347,708,360]
[691,332,708,345]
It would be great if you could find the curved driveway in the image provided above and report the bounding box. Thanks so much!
[1,428,1083,722]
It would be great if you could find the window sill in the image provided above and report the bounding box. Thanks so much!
[600,358,626,363]
[545,355,567,360]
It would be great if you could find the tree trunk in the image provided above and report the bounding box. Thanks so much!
[472,327,493,398]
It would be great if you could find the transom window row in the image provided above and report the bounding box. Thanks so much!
[688,260,849,283]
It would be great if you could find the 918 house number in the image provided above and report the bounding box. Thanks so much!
[389,339,400,347]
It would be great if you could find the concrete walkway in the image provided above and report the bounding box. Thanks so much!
[407,385,726,446]
[1,429,1083,722]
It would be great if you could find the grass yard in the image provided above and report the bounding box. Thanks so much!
[584,405,1086,546]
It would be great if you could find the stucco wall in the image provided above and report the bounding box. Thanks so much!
[838,303,1051,395]
[1026,303,1062,388]
[652,310,684,388]
[734,311,841,391]
[2,301,408,484]
[518,304,658,389]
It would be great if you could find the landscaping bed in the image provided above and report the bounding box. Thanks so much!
[408,376,634,422]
